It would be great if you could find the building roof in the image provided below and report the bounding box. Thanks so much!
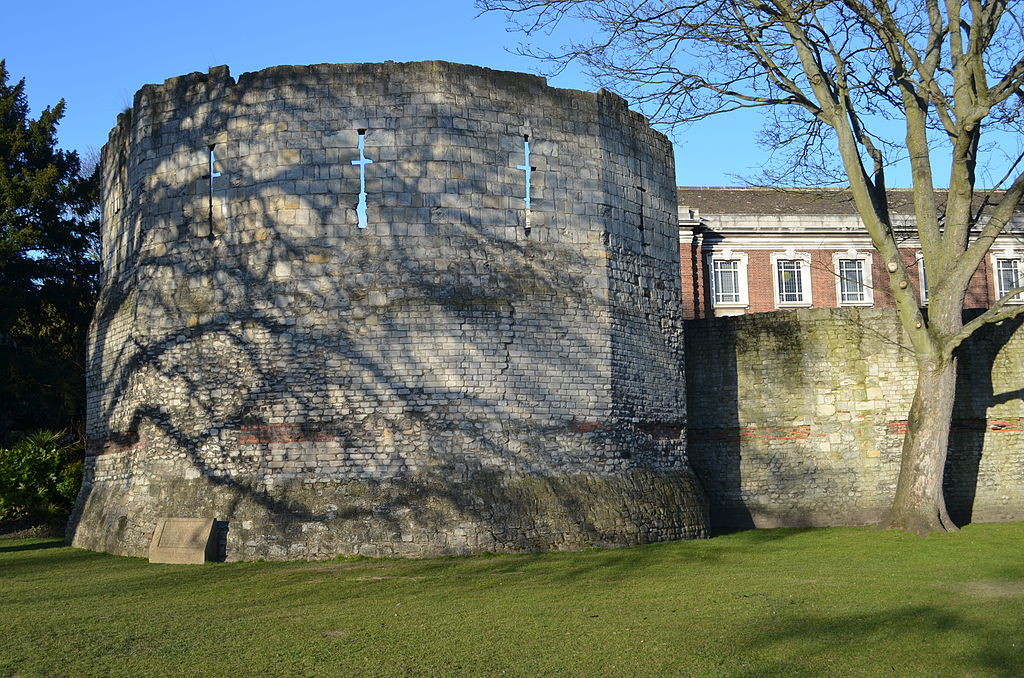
[676,186,1024,217]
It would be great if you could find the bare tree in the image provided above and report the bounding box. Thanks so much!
[481,0,1024,534]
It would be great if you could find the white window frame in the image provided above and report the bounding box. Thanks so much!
[917,252,929,305]
[990,251,1024,304]
[705,250,749,310]
[771,251,813,308]
[832,250,874,306]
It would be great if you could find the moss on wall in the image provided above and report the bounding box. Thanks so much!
[686,308,1024,532]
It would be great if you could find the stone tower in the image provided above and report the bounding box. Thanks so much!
[68,62,708,560]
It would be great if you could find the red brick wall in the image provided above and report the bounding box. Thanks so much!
[679,235,709,319]
[680,242,997,319]
[745,251,776,312]
[966,257,993,308]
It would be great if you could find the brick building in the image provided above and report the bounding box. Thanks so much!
[678,187,1024,319]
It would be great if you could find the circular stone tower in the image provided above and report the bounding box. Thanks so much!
[68,62,708,560]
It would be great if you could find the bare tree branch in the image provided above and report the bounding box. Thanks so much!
[479,0,1024,534]
[946,286,1024,356]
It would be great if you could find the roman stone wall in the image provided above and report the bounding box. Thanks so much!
[68,62,707,560]
[686,307,1024,532]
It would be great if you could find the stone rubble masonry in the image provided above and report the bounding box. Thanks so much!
[66,61,709,561]
[685,307,1024,532]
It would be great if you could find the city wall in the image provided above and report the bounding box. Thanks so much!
[67,62,708,560]
[686,307,1024,532]
[67,61,1024,560]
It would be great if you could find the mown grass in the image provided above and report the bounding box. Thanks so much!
[2,524,1022,677]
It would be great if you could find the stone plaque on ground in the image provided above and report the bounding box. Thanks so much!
[149,518,217,564]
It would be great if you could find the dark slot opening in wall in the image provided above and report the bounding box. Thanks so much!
[206,144,220,241]
[517,134,535,236]
[352,129,372,229]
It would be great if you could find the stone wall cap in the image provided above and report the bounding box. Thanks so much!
[128,60,617,110]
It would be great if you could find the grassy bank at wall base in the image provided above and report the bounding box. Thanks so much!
[2,524,1022,677]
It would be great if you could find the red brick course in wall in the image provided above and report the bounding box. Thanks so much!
[693,418,1024,443]
[688,425,819,443]
[885,417,1024,435]
[237,424,341,444]
[680,242,997,319]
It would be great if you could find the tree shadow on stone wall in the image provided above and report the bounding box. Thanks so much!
[946,311,1024,526]
[687,311,860,535]
[685,315,751,534]
[686,306,1024,534]
[67,65,700,559]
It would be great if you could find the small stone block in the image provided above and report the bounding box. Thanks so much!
[149,518,217,564]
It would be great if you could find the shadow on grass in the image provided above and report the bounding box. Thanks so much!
[432,528,825,585]
[712,526,818,543]
[1,528,833,592]
[731,603,1024,678]
[0,539,65,554]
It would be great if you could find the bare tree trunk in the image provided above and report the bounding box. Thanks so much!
[882,357,959,534]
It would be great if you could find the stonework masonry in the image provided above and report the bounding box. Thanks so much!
[686,307,1024,532]
[67,62,708,560]
[67,62,1023,561]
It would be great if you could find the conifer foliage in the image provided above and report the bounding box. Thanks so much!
[0,60,99,441]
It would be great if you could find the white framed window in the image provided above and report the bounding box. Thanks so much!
[706,250,749,310]
[713,260,741,303]
[991,252,1023,303]
[771,251,812,308]
[833,250,873,306]
[917,253,928,305]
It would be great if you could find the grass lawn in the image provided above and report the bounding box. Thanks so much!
[2,524,1022,677]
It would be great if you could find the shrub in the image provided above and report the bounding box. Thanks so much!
[0,430,84,523]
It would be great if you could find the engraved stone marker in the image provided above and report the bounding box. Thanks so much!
[149,518,217,564]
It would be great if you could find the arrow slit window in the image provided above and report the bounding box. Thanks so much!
[351,129,373,229]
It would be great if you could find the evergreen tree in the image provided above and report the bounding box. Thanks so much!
[0,60,99,442]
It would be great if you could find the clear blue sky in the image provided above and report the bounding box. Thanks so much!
[1,0,772,187]
[6,0,1016,188]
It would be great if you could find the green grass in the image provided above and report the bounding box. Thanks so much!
[2,524,1023,677]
